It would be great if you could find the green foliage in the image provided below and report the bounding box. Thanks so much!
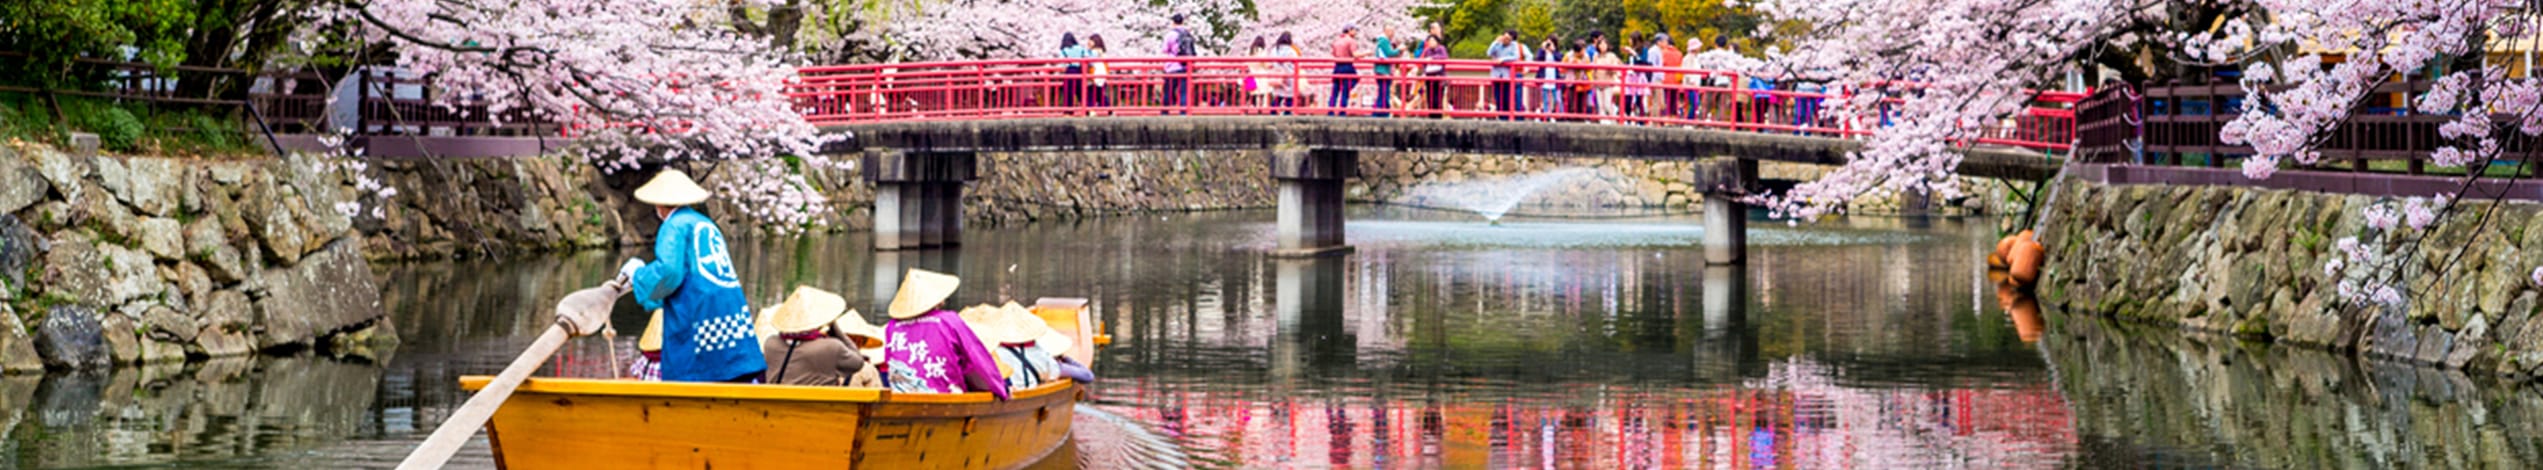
[0,0,198,86]
[59,98,143,152]
[1420,0,1779,57]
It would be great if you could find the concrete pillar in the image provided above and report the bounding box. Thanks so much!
[1695,158,1756,265]
[1270,148,1357,257]
[865,150,976,251]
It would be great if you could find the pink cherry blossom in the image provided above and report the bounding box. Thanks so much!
[316,0,837,229]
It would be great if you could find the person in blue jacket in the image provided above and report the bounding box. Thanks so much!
[616,168,766,383]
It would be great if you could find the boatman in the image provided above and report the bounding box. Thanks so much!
[617,168,767,383]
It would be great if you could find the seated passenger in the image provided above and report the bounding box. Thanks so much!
[880,269,1010,400]
[831,308,888,388]
[962,303,1066,389]
[629,311,663,381]
[757,287,871,386]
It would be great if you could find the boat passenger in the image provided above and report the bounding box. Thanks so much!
[880,269,1011,400]
[757,287,880,387]
[618,168,766,383]
[962,303,1067,389]
[628,310,663,381]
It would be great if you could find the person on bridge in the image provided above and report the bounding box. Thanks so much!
[1269,32,1302,111]
[1591,32,1623,121]
[1059,33,1090,111]
[1681,36,1706,120]
[882,269,1011,400]
[1565,36,1590,118]
[1421,23,1449,118]
[1162,14,1196,113]
[1244,36,1272,108]
[619,168,767,384]
[1087,34,1113,111]
[1328,25,1365,115]
[1623,32,1651,121]
[1533,35,1564,121]
[1370,25,1402,117]
[1649,33,1682,120]
[1486,29,1522,120]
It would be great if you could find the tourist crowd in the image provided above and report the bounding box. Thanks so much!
[1041,15,1829,127]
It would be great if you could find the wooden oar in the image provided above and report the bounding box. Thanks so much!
[396,324,569,469]
[397,284,623,469]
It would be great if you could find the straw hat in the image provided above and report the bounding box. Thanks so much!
[963,302,1060,347]
[766,286,852,335]
[887,269,962,320]
[637,310,665,352]
[833,311,886,349]
[633,168,712,206]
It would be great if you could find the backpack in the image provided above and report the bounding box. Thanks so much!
[1164,28,1194,57]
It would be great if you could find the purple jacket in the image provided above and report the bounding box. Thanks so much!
[882,310,1011,400]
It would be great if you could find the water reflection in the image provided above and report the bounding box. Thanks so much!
[2044,313,2543,468]
[6,207,2541,468]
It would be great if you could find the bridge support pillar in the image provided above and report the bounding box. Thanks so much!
[1695,158,1756,265]
[865,150,976,251]
[1270,148,1357,258]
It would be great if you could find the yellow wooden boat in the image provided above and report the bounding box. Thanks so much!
[457,298,1103,470]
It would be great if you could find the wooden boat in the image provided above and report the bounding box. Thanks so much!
[458,298,1102,470]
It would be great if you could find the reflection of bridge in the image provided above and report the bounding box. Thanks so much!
[804,58,2082,260]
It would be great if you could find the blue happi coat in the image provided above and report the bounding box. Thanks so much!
[630,207,765,382]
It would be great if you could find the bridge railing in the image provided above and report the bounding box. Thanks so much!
[2074,79,2534,176]
[792,58,2081,153]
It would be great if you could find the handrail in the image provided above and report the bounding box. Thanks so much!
[791,57,2082,152]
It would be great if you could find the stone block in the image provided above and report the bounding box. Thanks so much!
[116,158,184,217]
[141,304,196,343]
[100,313,139,364]
[40,231,109,303]
[34,305,107,369]
[184,217,246,283]
[0,148,45,215]
[135,217,183,260]
[252,240,386,349]
[0,305,43,372]
[0,214,40,291]
[96,243,163,306]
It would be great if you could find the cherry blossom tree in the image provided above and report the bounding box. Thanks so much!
[1750,0,2543,315]
[1739,0,2158,222]
[307,0,839,230]
[860,0,1424,61]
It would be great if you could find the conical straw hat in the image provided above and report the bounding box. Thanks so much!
[766,286,851,334]
[833,311,886,349]
[634,168,712,206]
[638,310,665,352]
[753,304,780,340]
[887,269,961,319]
[962,302,1056,346]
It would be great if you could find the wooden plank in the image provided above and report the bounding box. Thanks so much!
[482,391,867,469]
[857,386,1075,470]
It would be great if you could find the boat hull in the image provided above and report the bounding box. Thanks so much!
[458,377,1079,470]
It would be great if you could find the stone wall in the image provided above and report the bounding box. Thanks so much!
[379,150,1721,251]
[1354,153,1702,211]
[0,142,392,373]
[2036,178,2543,378]
[360,156,622,260]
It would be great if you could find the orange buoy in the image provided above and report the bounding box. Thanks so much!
[1991,234,2019,268]
[2008,232,2046,285]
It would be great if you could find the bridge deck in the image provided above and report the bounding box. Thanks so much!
[826,116,2062,181]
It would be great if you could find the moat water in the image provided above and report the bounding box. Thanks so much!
[6,206,2542,468]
